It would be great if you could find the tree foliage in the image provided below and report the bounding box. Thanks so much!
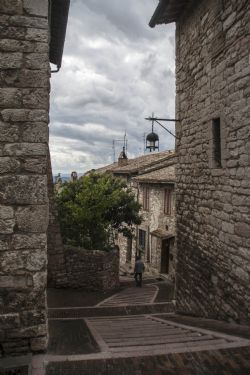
[56,173,142,250]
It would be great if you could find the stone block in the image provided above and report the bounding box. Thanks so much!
[0,0,22,15]
[0,205,15,234]
[0,122,19,142]
[0,157,20,174]
[7,323,47,339]
[0,205,14,220]
[235,222,250,238]
[24,0,48,17]
[0,25,26,41]
[0,218,15,234]
[17,70,50,89]
[26,28,48,43]
[0,39,35,52]
[25,53,49,70]
[32,271,47,290]
[0,88,22,108]
[0,275,29,289]
[9,15,48,29]
[28,110,49,122]
[22,123,49,143]
[26,250,47,271]
[22,158,47,174]
[0,238,9,251]
[21,309,47,327]
[22,88,49,109]
[30,335,48,352]
[12,233,47,250]
[0,313,20,329]
[1,109,48,122]
[0,52,23,69]
[0,175,48,204]
[15,205,49,233]
[221,221,234,234]
[3,143,47,157]
[1,109,30,122]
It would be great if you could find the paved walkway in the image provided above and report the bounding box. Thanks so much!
[4,279,249,374]
[96,284,158,307]
[85,314,250,357]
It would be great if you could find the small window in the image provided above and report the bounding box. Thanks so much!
[164,188,173,215]
[138,229,146,250]
[142,186,149,210]
[212,118,221,168]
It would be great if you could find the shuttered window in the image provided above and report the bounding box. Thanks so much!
[138,229,146,250]
[164,188,173,215]
[142,186,149,210]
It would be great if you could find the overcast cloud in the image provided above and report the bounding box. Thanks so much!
[50,0,175,174]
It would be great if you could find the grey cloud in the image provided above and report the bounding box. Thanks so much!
[50,0,176,174]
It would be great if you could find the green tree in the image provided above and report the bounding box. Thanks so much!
[56,173,142,250]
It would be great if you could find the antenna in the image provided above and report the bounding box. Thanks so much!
[112,132,128,162]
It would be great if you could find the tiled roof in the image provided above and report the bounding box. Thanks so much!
[89,150,175,177]
[149,0,193,27]
[113,150,175,175]
[133,165,175,184]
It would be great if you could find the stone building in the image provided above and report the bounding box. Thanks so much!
[94,150,176,279]
[131,162,176,280]
[0,0,70,356]
[150,0,250,323]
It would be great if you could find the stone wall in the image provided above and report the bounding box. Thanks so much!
[175,0,250,323]
[64,246,120,291]
[47,153,68,288]
[0,0,50,356]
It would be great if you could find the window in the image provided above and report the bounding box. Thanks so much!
[142,186,149,210]
[212,118,221,168]
[164,188,173,215]
[126,237,132,262]
[138,229,146,250]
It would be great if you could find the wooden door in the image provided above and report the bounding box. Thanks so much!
[161,239,170,274]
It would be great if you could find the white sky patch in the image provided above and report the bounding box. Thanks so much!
[50,0,176,174]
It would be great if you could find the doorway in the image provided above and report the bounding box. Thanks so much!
[161,239,170,274]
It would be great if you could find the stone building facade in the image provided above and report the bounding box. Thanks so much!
[150,0,250,323]
[133,164,176,280]
[96,150,176,279]
[0,0,69,356]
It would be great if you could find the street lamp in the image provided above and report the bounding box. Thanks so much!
[146,116,159,152]
[145,115,180,152]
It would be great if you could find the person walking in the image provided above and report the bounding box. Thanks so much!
[134,255,145,287]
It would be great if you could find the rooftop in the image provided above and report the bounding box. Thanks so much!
[90,150,175,177]
[133,165,175,184]
[113,150,175,175]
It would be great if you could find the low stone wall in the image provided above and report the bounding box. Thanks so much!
[64,246,120,291]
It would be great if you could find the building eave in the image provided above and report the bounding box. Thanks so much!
[149,0,193,27]
[49,0,70,70]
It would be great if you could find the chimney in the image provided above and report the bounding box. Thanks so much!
[118,147,128,167]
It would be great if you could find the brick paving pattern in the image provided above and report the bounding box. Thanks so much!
[85,315,250,357]
[96,285,158,307]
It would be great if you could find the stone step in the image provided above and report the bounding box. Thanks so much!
[48,302,175,319]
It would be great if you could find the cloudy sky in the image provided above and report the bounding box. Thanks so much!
[50,0,175,174]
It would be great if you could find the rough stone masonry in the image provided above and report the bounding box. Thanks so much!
[0,0,50,356]
[175,0,250,324]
